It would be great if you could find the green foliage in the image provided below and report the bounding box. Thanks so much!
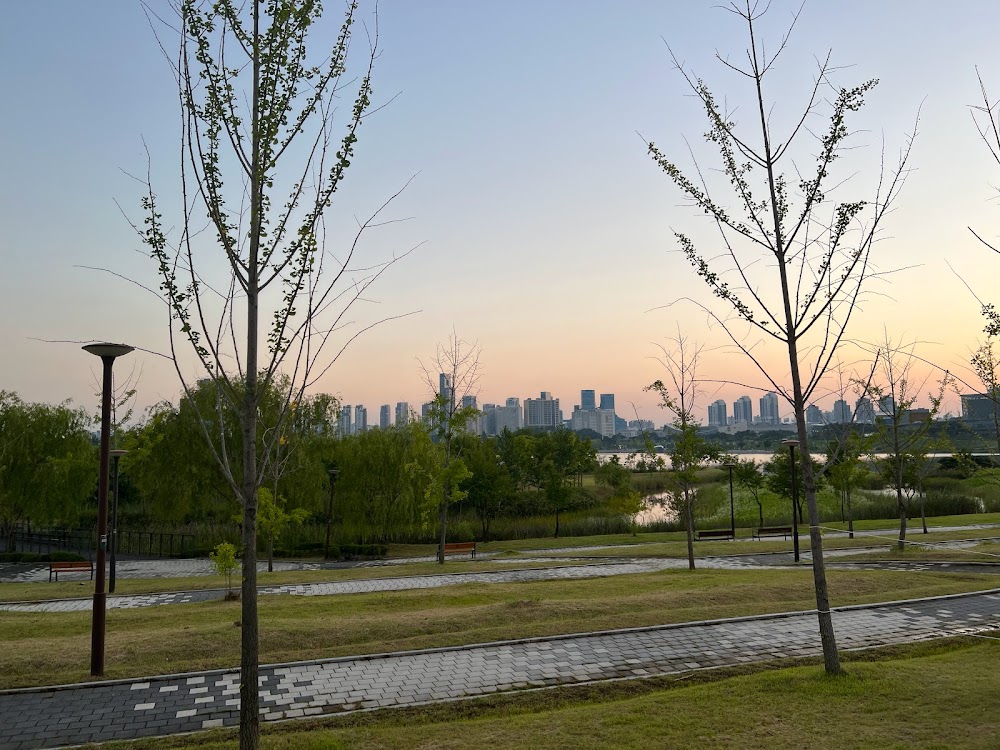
[209,541,239,594]
[0,392,95,552]
[764,447,825,519]
[0,551,86,563]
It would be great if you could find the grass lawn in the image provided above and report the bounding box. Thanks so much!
[98,638,1000,750]
[1,568,996,690]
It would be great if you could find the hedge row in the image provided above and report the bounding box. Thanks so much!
[0,551,87,563]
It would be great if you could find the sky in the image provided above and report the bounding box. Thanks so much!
[2,0,1000,425]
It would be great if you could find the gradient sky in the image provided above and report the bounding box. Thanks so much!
[2,1,999,424]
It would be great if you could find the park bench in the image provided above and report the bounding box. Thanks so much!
[753,526,794,540]
[695,529,735,541]
[49,561,94,582]
[443,542,477,559]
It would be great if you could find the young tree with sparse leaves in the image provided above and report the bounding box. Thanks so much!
[134,3,410,746]
[645,1,916,675]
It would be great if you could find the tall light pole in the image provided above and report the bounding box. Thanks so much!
[724,461,737,539]
[109,449,128,594]
[781,438,800,562]
[83,342,133,677]
[324,467,340,560]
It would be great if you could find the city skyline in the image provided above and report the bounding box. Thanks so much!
[1,2,996,424]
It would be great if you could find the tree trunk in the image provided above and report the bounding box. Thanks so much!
[921,491,928,534]
[756,498,763,528]
[268,533,273,574]
[685,494,695,570]
[896,487,907,552]
[846,488,854,539]
[554,507,560,539]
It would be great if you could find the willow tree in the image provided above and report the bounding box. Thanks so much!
[135,3,409,746]
[646,1,916,674]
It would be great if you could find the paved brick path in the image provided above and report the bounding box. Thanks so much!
[0,560,740,613]
[2,589,999,750]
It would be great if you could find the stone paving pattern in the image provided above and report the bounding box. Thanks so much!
[2,590,1000,750]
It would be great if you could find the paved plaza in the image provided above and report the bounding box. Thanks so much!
[2,588,999,749]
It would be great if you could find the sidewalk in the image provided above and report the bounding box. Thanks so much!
[2,588,999,750]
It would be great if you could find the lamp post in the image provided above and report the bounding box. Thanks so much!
[724,461,737,540]
[781,438,801,562]
[83,342,133,676]
[108,449,128,594]
[324,467,340,559]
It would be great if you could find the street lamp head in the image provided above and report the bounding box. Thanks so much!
[83,343,135,359]
[723,461,737,468]
[110,449,128,458]
[780,438,800,447]
[328,468,340,483]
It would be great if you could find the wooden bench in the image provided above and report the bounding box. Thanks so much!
[443,542,477,559]
[695,529,735,541]
[49,561,94,582]
[752,526,794,540]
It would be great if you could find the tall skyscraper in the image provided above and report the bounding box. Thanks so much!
[482,403,497,435]
[733,395,753,424]
[354,404,367,433]
[855,397,875,424]
[805,404,823,424]
[878,395,896,418]
[439,373,454,408]
[524,392,562,429]
[339,405,352,436]
[581,390,596,411]
[394,401,410,426]
[707,399,727,427]
[832,399,851,423]
[379,404,391,429]
[495,398,522,433]
[599,393,615,411]
[759,392,780,425]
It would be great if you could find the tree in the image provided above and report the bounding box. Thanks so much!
[970,339,1000,458]
[256,487,309,573]
[645,1,916,674]
[0,393,95,552]
[596,455,645,535]
[764,447,825,522]
[135,4,408,745]
[210,542,239,599]
[825,433,870,539]
[733,459,766,527]
[530,429,598,538]
[459,435,515,542]
[858,339,950,548]
[419,334,482,563]
[646,334,718,570]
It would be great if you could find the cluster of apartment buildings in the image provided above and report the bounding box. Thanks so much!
[334,386,655,439]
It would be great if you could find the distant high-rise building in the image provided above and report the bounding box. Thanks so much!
[708,399,727,427]
[759,392,780,425]
[460,394,481,434]
[379,404,391,429]
[525,392,562,429]
[599,393,615,411]
[855,397,875,424]
[878,395,896,419]
[581,390,596,411]
[421,401,434,422]
[733,395,753,424]
[962,393,998,422]
[354,404,367,433]
[832,399,851,424]
[394,401,410,426]
[805,404,823,424]
[570,406,615,437]
[495,398,522,433]
[482,403,497,435]
[439,373,454,408]
[339,405,352,436]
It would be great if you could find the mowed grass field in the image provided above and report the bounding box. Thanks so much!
[91,638,1000,750]
[1,568,997,690]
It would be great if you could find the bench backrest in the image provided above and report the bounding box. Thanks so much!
[50,561,91,569]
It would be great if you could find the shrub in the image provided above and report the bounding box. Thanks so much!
[0,552,87,563]
[209,542,239,598]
